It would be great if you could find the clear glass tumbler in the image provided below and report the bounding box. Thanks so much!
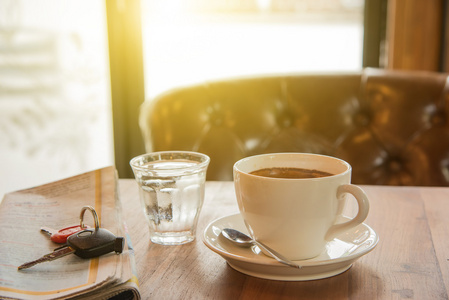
[130,151,210,245]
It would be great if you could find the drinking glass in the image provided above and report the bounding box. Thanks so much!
[130,151,210,245]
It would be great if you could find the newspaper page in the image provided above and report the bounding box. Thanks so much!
[0,166,140,300]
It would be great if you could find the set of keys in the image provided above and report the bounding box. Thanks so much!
[18,206,124,270]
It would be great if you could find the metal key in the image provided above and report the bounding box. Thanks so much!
[18,227,124,270]
[18,206,124,270]
[41,225,90,244]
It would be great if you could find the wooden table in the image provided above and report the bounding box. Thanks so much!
[119,179,449,299]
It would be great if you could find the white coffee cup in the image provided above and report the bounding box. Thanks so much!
[233,153,369,261]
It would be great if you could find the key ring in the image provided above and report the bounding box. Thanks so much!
[80,206,100,231]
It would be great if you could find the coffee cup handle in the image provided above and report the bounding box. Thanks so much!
[325,184,369,241]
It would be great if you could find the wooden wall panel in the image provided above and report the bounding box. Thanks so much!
[444,1,449,72]
[386,0,445,71]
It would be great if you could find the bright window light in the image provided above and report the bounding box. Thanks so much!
[141,0,365,99]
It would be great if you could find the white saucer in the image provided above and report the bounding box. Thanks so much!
[203,213,378,281]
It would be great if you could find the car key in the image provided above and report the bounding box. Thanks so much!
[41,225,90,244]
[18,227,124,270]
[18,205,124,270]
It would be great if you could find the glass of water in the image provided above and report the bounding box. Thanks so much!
[130,151,210,245]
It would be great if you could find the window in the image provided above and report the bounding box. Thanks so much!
[0,0,113,196]
[141,0,365,98]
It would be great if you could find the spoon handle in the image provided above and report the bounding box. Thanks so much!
[253,240,302,269]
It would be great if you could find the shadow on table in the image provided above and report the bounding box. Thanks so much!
[207,261,384,299]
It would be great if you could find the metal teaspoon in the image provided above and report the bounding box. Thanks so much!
[221,228,302,269]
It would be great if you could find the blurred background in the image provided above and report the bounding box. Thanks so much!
[0,0,447,197]
[141,0,364,99]
[0,0,112,196]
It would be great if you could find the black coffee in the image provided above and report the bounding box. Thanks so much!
[250,167,333,179]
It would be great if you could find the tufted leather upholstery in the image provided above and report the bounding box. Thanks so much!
[139,68,449,186]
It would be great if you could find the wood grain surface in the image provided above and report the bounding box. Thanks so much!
[120,179,449,299]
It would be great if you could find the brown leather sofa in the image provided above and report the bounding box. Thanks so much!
[139,68,449,186]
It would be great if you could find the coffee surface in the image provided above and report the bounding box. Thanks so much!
[250,167,333,179]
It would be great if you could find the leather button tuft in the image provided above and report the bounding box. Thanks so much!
[277,112,294,128]
[211,115,223,126]
[353,112,370,126]
[388,158,403,173]
[430,111,446,126]
[369,91,384,105]
[206,105,224,126]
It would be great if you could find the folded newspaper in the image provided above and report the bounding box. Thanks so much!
[0,166,141,300]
